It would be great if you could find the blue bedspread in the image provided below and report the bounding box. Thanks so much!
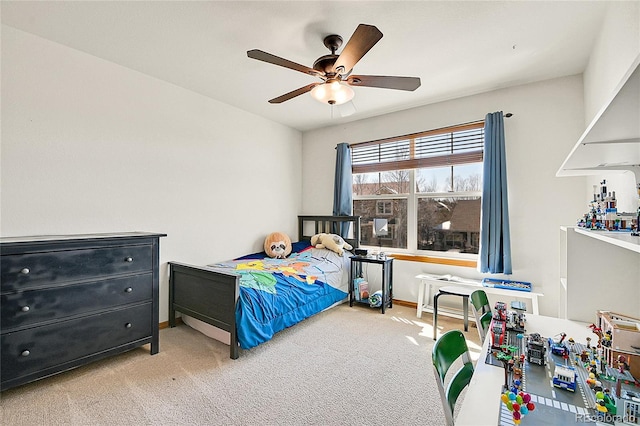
[208,245,350,350]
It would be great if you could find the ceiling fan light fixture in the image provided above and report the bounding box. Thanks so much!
[310,80,354,105]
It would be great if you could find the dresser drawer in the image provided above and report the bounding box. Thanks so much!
[1,244,152,291]
[1,274,152,331]
[1,303,152,382]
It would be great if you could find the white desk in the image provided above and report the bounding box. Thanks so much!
[455,315,592,426]
[415,274,543,319]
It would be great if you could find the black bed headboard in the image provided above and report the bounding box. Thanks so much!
[297,215,361,249]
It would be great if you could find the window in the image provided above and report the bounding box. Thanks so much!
[351,122,483,257]
[376,200,393,215]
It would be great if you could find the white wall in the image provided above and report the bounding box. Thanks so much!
[302,75,587,316]
[581,1,640,210]
[1,26,303,322]
[583,2,640,124]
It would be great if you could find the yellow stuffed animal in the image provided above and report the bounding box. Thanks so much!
[264,232,292,259]
[310,233,353,256]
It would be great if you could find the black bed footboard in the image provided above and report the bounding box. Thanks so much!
[168,215,361,359]
[168,262,240,359]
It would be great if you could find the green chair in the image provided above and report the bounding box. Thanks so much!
[432,329,475,426]
[470,289,491,342]
[477,311,493,343]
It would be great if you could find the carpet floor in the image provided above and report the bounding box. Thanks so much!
[0,303,483,426]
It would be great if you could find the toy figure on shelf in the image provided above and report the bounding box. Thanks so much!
[549,333,569,357]
[589,323,603,347]
[552,364,577,392]
[595,388,616,417]
[586,372,599,389]
[580,349,590,363]
[599,354,607,376]
[494,301,507,320]
[506,308,526,333]
[526,333,546,366]
[513,362,523,381]
[615,355,629,398]
[634,182,640,236]
[618,355,629,372]
[589,360,599,378]
[578,180,637,231]
[490,302,508,349]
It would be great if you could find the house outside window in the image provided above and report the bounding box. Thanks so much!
[351,122,483,257]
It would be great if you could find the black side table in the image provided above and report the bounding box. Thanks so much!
[349,256,394,314]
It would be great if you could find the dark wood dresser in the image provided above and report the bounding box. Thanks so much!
[0,232,166,391]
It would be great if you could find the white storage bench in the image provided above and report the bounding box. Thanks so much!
[415,273,543,320]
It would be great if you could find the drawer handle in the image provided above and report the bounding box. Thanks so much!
[21,306,30,312]
[125,323,132,329]
[124,287,133,293]
[124,257,133,263]
[20,267,30,275]
[21,350,30,357]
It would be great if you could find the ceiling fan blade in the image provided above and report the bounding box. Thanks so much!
[332,24,383,75]
[247,49,322,77]
[268,83,320,104]
[346,75,421,91]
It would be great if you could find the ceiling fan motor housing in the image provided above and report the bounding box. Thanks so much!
[313,55,339,74]
[313,34,345,75]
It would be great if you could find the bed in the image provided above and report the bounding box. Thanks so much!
[168,215,360,359]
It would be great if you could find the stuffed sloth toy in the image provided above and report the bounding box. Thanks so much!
[264,232,292,259]
[310,233,353,256]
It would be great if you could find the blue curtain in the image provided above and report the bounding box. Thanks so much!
[332,143,353,238]
[479,112,512,274]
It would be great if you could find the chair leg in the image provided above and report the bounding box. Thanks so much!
[463,295,469,331]
[433,293,440,340]
[417,280,425,319]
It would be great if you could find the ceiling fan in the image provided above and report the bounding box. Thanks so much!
[247,24,421,106]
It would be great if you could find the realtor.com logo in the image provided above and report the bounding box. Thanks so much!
[576,413,637,423]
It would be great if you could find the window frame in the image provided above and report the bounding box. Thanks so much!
[351,121,484,262]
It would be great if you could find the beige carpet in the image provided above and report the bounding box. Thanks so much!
[0,303,482,426]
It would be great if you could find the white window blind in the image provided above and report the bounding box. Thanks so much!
[351,121,484,174]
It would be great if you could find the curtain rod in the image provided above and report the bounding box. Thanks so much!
[461,112,513,125]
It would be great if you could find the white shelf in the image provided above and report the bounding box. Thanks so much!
[557,55,640,182]
[574,227,640,253]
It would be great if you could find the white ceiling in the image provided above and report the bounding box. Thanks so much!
[1,1,611,132]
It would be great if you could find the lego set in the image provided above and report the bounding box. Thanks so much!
[488,302,640,425]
